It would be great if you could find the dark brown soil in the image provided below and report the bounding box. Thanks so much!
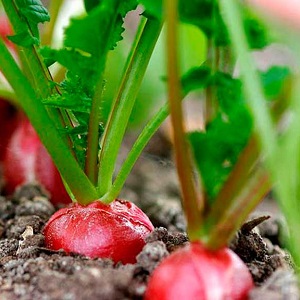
[0,180,297,299]
[0,136,298,299]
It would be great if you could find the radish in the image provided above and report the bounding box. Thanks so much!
[43,199,154,264]
[3,118,71,205]
[0,17,18,162]
[0,98,18,161]
[144,1,255,298]
[145,241,254,300]
[0,15,15,51]
[34,144,71,205]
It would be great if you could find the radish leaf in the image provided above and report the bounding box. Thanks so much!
[181,66,212,94]
[16,0,50,23]
[7,30,39,47]
[140,0,267,48]
[189,66,290,202]
[189,74,252,201]
[40,0,138,169]
[261,66,290,99]
[84,0,101,12]
[15,0,50,41]
[65,0,137,55]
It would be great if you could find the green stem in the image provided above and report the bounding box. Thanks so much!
[0,40,98,204]
[205,167,270,249]
[204,1,220,123]
[85,1,119,185]
[85,1,120,184]
[103,73,204,203]
[103,74,205,203]
[3,0,72,147]
[98,17,162,196]
[275,73,300,268]
[41,0,65,45]
[85,78,105,184]
[220,0,277,171]
[102,103,169,203]
[219,46,233,74]
[205,39,218,122]
[3,1,54,97]
[202,72,289,245]
[220,0,300,266]
[165,0,203,241]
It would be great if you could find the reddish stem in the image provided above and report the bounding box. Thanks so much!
[205,167,270,249]
[165,0,204,240]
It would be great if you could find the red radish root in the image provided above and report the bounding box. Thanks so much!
[145,241,254,300]
[3,118,71,205]
[44,199,154,264]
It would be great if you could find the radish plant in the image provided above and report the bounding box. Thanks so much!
[143,0,296,299]
[0,0,162,262]
[226,0,300,272]
[0,0,297,293]
[0,14,18,162]
[3,117,71,205]
[0,97,18,161]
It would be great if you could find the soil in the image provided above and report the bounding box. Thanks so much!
[0,133,298,299]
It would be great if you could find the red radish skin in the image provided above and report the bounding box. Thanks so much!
[0,99,18,161]
[44,200,154,264]
[0,15,15,51]
[4,118,39,191]
[34,145,71,205]
[3,118,71,205]
[145,241,254,300]
[0,17,19,161]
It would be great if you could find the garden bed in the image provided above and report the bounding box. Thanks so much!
[0,151,297,300]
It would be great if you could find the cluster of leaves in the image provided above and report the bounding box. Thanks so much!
[140,0,268,48]
[7,0,269,173]
[189,71,252,201]
[7,0,49,46]
[5,0,290,203]
[184,66,290,202]
[137,0,289,204]
[39,0,138,167]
